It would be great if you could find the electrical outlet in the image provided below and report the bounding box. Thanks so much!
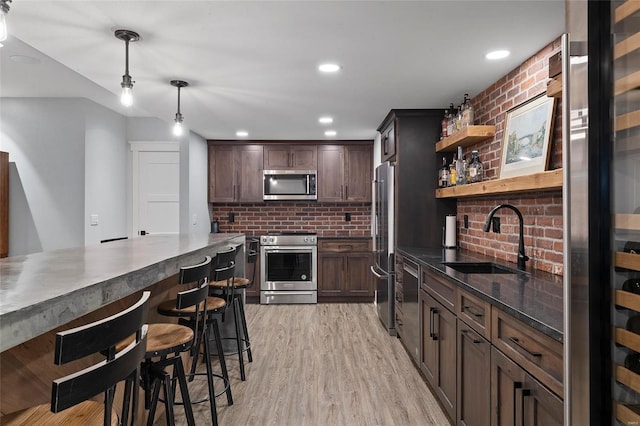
[492,217,501,233]
[90,214,99,226]
[192,214,197,225]
[463,215,469,229]
[345,213,351,222]
[228,212,235,223]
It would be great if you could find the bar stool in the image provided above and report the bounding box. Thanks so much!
[208,241,258,381]
[155,255,234,426]
[2,292,150,426]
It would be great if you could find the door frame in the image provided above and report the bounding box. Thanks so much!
[129,141,180,236]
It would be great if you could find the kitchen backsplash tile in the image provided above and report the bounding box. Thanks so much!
[210,203,371,237]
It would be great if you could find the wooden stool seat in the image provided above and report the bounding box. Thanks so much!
[157,296,225,317]
[209,277,250,289]
[2,401,118,426]
[145,323,194,356]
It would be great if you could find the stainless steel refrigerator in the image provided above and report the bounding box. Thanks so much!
[371,161,396,335]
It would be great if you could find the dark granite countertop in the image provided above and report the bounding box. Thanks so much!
[396,247,563,342]
[317,235,371,240]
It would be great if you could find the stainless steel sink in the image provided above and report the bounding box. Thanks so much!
[441,262,519,274]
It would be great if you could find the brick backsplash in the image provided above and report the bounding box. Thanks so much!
[457,37,563,275]
[210,203,372,237]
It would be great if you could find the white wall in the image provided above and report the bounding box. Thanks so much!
[84,102,128,245]
[2,100,213,256]
[188,132,211,234]
[1,98,86,255]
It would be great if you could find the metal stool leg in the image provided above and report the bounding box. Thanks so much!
[233,298,246,381]
[236,295,252,363]
[212,317,233,405]
[174,357,196,426]
[202,322,219,426]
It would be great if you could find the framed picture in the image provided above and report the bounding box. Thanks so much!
[499,94,556,179]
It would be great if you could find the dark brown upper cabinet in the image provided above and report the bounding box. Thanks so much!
[317,144,372,203]
[208,144,263,202]
[263,145,317,170]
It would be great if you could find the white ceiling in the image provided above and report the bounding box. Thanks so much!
[0,1,565,140]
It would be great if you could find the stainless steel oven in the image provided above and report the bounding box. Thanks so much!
[260,233,317,304]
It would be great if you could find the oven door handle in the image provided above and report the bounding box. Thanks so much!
[262,248,315,253]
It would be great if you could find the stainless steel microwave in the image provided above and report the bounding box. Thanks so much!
[263,170,317,201]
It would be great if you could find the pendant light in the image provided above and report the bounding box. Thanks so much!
[0,0,12,43]
[171,80,189,137]
[114,29,140,107]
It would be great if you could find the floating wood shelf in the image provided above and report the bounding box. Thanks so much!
[616,0,640,24]
[616,110,640,132]
[546,75,562,98]
[616,364,640,394]
[615,214,640,231]
[615,32,640,60]
[616,403,640,425]
[616,290,640,312]
[616,327,640,352]
[615,70,640,96]
[616,252,640,272]
[435,125,496,153]
[435,169,562,199]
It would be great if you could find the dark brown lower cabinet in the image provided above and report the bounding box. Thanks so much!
[420,289,457,421]
[318,239,373,302]
[457,320,491,426]
[491,347,563,426]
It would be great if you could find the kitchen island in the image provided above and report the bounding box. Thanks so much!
[0,232,244,415]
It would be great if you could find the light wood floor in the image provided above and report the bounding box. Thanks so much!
[155,303,450,426]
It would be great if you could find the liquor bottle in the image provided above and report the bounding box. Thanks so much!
[623,278,640,294]
[627,315,640,334]
[438,156,450,188]
[441,108,448,140]
[625,352,640,374]
[461,156,468,185]
[456,146,464,185]
[449,154,457,186]
[447,103,455,136]
[462,93,474,127]
[468,150,484,183]
[456,104,463,132]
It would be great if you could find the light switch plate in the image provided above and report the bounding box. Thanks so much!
[90,214,99,226]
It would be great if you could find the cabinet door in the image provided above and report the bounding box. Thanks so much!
[291,145,317,169]
[381,122,396,162]
[345,252,373,297]
[420,290,437,386]
[237,145,264,202]
[457,320,491,426]
[208,145,236,202]
[263,145,290,169]
[345,145,372,202]
[436,300,458,421]
[317,145,344,202]
[491,347,527,426]
[522,372,563,426]
[318,253,343,296]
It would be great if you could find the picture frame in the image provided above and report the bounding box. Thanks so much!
[499,94,556,179]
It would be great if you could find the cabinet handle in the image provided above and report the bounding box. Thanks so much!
[429,307,435,338]
[508,336,542,358]
[430,307,439,341]
[520,389,531,426]
[383,136,388,155]
[341,185,344,199]
[345,185,348,199]
[462,304,484,318]
[461,329,482,344]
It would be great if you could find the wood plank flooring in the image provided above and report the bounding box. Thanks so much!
[156,303,450,426]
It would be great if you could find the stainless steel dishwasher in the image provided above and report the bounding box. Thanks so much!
[401,259,420,364]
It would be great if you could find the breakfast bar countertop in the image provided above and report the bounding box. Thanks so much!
[396,247,564,342]
[0,233,245,352]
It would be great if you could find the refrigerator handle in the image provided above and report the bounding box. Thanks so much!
[370,265,387,279]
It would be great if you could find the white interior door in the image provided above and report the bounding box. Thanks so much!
[131,142,180,236]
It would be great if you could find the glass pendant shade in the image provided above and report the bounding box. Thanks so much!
[120,86,133,107]
[0,12,7,42]
[173,121,183,137]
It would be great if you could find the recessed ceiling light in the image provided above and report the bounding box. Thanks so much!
[236,130,248,137]
[318,63,341,73]
[485,50,510,60]
[318,116,333,124]
[324,130,337,137]
[10,54,41,64]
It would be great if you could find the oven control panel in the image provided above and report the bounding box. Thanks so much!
[260,234,317,246]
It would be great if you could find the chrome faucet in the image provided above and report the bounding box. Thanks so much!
[483,204,529,270]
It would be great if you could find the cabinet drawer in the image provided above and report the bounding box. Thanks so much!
[457,288,491,339]
[318,239,370,252]
[491,307,563,397]
[422,267,456,312]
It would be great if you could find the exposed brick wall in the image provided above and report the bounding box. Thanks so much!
[210,203,371,237]
[457,37,563,275]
